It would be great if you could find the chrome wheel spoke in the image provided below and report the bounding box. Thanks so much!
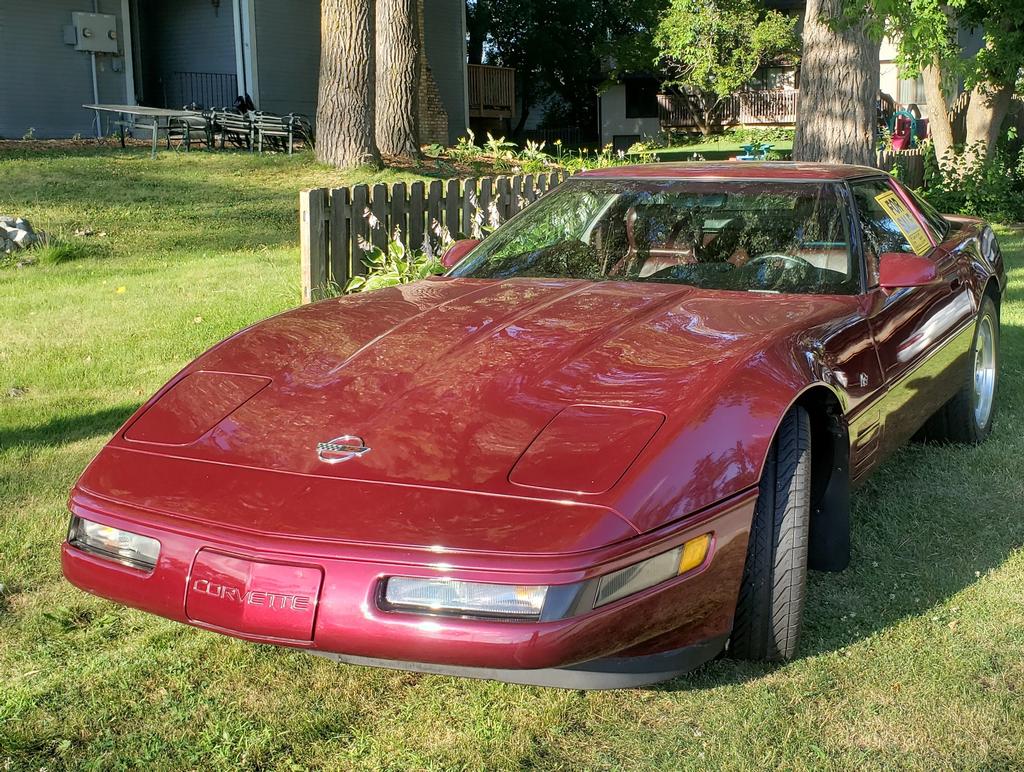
[973,315,996,429]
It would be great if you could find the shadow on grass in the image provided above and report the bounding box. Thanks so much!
[658,318,1024,692]
[0,404,139,451]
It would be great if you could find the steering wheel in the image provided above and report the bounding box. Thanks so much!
[747,253,815,270]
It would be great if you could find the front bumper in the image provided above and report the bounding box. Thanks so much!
[62,489,754,688]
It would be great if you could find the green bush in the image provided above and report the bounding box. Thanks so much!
[724,126,795,145]
[918,138,1024,223]
[344,232,445,294]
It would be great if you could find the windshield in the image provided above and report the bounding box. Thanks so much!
[450,178,859,294]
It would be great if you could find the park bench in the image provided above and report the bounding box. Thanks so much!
[252,112,315,154]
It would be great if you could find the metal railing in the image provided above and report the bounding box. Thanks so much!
[164,72,239,110]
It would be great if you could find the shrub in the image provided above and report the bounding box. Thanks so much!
[918,139,1024,224]
[724,126,794,145]
[344,227,445,294]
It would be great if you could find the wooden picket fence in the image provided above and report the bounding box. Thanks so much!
[300,170,569,302]
[876,148,926,189]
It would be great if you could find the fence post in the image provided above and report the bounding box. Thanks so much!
[390,181,409,244]
[300,188,328,304]
[370,183,389,250]
[350,184,370,277]
[329,187,352,293]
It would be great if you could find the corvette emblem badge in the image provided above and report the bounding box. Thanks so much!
[316,435,371,464]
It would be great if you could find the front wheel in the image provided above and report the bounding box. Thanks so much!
[730,406,811,661]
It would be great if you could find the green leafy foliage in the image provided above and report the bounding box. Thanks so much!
[724,126,795,145]
[344,228,445,294]
[433,136,633,174]
[483,133,518,160]
[919,138,1024,223]
[654,0,799,132]
[869,0,1024,89]
[469,0,665,134]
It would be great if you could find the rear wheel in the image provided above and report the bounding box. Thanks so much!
[922,295,999,444]
[730,406,811,661]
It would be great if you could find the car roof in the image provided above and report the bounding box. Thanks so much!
[576,161,884,181]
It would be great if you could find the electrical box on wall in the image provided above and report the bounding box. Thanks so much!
[71,12,119,54]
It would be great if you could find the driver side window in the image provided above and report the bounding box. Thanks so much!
[851,179,923,287]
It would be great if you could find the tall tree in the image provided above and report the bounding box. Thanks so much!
[478,0,664,139]
[792,0,880,165]
[317,0,380,168]
[871,0,1024,167]
[654,0,800,136]
[376,0,421,157]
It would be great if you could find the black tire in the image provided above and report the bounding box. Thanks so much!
[730,406,811,661]
[921,295,999,445]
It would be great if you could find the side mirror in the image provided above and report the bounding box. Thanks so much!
[878,252,939,289]
[441,238,481,269]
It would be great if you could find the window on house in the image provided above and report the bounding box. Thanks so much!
[897,76,927,106]
[625,80,660,119]
[748,67,796,91]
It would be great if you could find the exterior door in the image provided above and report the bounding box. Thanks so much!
[851,177,976,458]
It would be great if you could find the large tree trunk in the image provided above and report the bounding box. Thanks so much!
[922,58,955,168]
[316,0,380,168]
[793,0,880,166]
[376,0,420,157]
[963,80,1013,168]
[696,93,721,137]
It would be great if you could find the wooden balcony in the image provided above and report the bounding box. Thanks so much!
[468,64,515,119]
[659,90,798,129]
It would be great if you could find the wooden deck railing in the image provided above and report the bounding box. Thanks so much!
[659,90,798,129]
[468,64,515,119]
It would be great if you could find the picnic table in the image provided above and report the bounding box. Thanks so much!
[739,142,774,161]
[83,104,205,158]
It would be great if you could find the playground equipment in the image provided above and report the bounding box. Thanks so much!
[889,110,918,150]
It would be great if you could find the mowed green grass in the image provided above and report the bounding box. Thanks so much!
[2,147,1024,770]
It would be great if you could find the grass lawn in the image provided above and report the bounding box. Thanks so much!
[633,138,794,162]
[2,146,1024,769]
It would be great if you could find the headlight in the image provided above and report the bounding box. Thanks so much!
[67,516,161,571]
[595,533,711,607]
[383,577,548,620]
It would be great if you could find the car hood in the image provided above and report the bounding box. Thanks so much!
[113,277,849,492]
[85,277,854,547]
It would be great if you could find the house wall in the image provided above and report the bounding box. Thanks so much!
[423,0,468,143]
[878,36,907,113]
[252,0,320,116]
[0,0,129,139]
[417,0,450,145]
[139,0,237,108]
[599,84,660,148]
[4,0,469,140]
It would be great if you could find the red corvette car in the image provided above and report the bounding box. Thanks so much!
[63,163,1004,688]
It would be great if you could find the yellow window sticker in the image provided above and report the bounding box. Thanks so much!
[874,190,932,255]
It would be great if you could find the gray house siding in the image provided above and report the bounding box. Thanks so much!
[0,0,128,139]
[252,0,320,117]
[5,0,468,140]
[423,0,468,143]
[138,0,237,107]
